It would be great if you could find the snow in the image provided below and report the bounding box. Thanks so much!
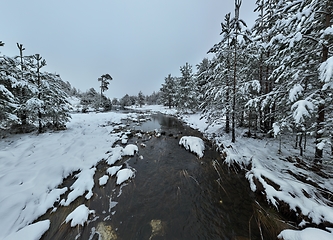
[272,122,280,137]
[107,165,122,176]
[3,220,50,240]
[0,111,131,239]
[319,56,333,90]
[116,168,135,185]
[65,204,95,227]
[278,227,333,240]
[61,167,96,206]
[177,109,333,238]
[123,144,138,156]
[179,136,205,158]
[127,104,177,115]
[289,84,303,102]
[99,175,109,186]
[291,100,314,124]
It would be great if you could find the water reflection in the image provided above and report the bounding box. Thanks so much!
[132,114,179,132]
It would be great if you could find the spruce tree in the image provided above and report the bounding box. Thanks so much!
[160,74,176,109]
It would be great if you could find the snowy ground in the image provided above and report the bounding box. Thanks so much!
[0,111,141,240]
[1,104,333,240]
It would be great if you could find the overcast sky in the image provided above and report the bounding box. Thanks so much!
[1,0,257,99]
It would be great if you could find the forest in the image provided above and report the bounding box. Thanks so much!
[159,0,333,162]
[1,1,333,162]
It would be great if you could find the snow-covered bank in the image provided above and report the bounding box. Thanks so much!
[126,104,177,115]
[178,111,333,239]
[130,105,333,238]
[0,111,139,239]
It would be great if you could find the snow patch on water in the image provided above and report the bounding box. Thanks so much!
[116,168,135,185]
[65,204,95,227]
[179,136,205,158]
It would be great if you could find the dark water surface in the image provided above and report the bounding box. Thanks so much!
[38,113,280,240]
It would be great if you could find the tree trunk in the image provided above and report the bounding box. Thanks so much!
[225,39,231,134]
[232,41,237,143]
[299,133,303,156]
[315,3,330,162]
[37,58,42,133]
[315,100,325,161]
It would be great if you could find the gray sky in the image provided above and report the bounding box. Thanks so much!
[1,0,257,99]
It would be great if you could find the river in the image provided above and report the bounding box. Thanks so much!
[37,112,285,239]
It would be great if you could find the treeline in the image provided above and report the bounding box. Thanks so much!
[159,0,333,162]
[114,91,162,108]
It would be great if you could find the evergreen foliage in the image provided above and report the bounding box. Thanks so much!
[0,43,71,133]
[175,62,198,112]
[137,91,145,107]
[158,0,333,160]
[160,74,176,109]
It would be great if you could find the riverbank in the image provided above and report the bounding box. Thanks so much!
[0,111,143,239]
[0,108,264,240]
[1,105,333,239]
[130,105,333,239]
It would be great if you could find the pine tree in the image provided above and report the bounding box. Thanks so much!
[98,73,112,109]
[0,48,20,127]
[203,13,233,133]
[175,62,198,112]
[160,74,176,109]
[196,58,211,105]
[137,91,145,107]
[262,0,333,160]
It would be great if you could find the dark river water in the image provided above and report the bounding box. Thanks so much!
[37,113,285,240]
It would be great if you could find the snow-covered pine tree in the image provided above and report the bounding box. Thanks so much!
[229,0,250,142]
[160,74,176,109]
[40,72,71,129]
[27,54,46,133]
[202,13,233,133]
[0,49,20,128]
[120,94,132,107]
[263,0,333,160]
[195,58,211,106]
[250,0,282,133]
[175,62,198,112]
[98,73,112,109]
[137,91,145,107]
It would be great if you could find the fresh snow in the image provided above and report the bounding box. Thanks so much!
[291,99,314,124]
[116,168,135,185]
[0,111,135,239]
[107,165,122,176]
[65,204,95,227]
[179,136,205,158]
[61,167,96,206]
[123,144,138,156]
[3,220,50,240]
[278,227,333,240]
[99,175,109,186]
